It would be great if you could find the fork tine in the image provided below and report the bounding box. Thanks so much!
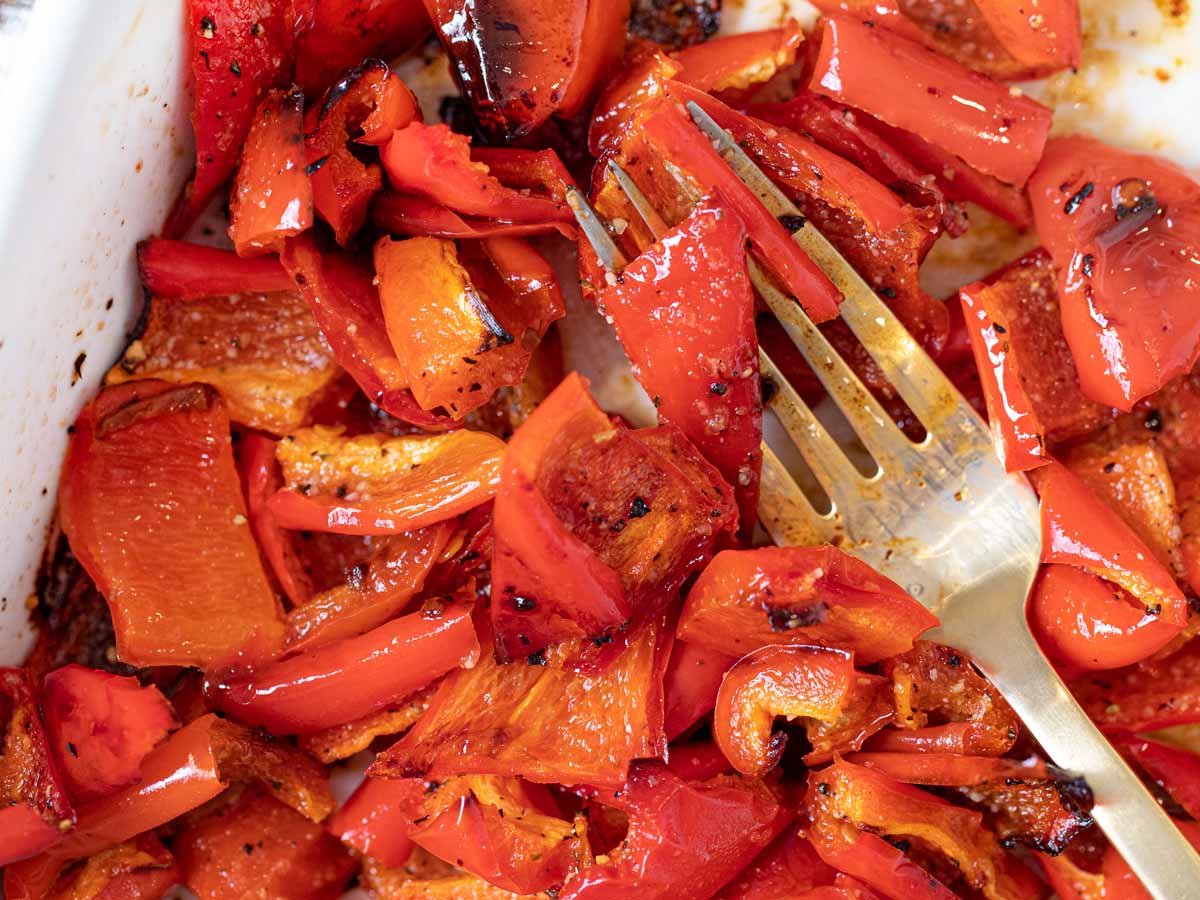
[607,161,669,240]
[685,101,979,442]
[758,447,840,547]
[566,186,628,274]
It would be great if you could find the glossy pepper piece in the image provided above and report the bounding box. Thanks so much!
[107,289,341,436]
[1042,820,1200,900]
[238,433,314,607]
[1071,637,1200,732]
[210,595,479,733]
[166,0,294,237]
[959,248,1110,471]
[58,381,284,668]
[804,673,894,764]
[663,641,735,740]
[327,778,416,867]
[293,0,430,95]
[424,0,630,141]
[678,546,937,665]
[715,831,879,900]
[305,60,419,245]
[561,762,790,900]
[714,645,855,777]
[268,425,504,535]
[599,198,762,530]
[372,193,569,239]
[136,238,293,298]
[228,87,312,256]
[371,613,672,788]
[1029,135,1200,410]
[1033,461,1189,630]
[972,0,1082,74]
[673,21,804,94]
[809,16,1053,186]
[176,790,355,900]
[299,687,434,764]
[1116,734,1200,819]
[41,666,179,804]
[0,669,74,868]
[40,833,179,900]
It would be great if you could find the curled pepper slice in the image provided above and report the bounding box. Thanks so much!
[293,0,430,95]
[136,239,293,299]
[673,21,804,94]
[714,645,855,777]
[238,433,313,607]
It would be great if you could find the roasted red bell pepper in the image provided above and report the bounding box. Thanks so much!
[1071,637,1200,732]
[41,666,178,804]
[108,287,341,436]
[809,17,1053,186]
[807,759,1043,900]
[1042,820,1200,900]
[166,0,294,237]
[715,645,855,777]
[0,669,74,868]
[848,751,1093,855]
[383,124,574,226]
[973,0,1082,74]
[293,0,430,95]
[4,714,333,900]
[376,235,564,417]
[176,789,356,900]
[678,546,938,665]
[306,60,419,245]
[805,673,894,765]
[267,425,504,535]
[673,21,803,94]
[1029,135,1200,409]
[284,524,452,652]
[713,831,844,900]
[424,0,630,140]
[371,613,672,788]
[137,238,293,299]
[588,42,682,156]
[228,87,312,256]
[1180,474,1200,596]
[327,778,416,867]
[210,595,478,733]
[299,686,434,764]
[1115,734,1200,819]
[1034,461,1189,632]
[959,248,1110,471]
[666,739,734,782]
[39,834,178,900]
[600,197,762,530]
[58,381,284,668]
[279,233,457,427]
[1030,564,1178,672]
[873,641,1019,756]
[372,193,569,239]
[238,433,313,607]
[663,640,735,740]
[560,763,790,900]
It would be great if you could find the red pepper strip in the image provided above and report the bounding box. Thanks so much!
[306,60,419,245]
[59,381,284,668]
[137,239,293,299]
[371,193,568,239]
[1180,474,1200,596]
[560,762,791,900]
[1072,637,1200,732]
[490,372,630,659]
[673,20,804,94]
[1042,820,1200,900]
[809,17,1053,186]
[42,833,179,900]
[238,433,313,608]
[873,641,1019,756]
[634,99,841,322]
[713,831,840,900]
[166,0,293,237]
[588,42,682,157]
[279,233,456,428]
[382,123,575,225]
[666,740,734,782]
[5,713,333,900]
[299,686,433,764]
[1115,734,1200,819]
[1029,135,1200,410]
[471,147,577,206]
[807,759,1043,900]
[1030,564,1178,671]
[663,641,735,740]
[327,778,416,867]
[268,427,504,536]
[805,672,894,764]
[600,198,762,529]
[228,87,312,256]
[0,669,73,867]
[973,0,1082,73]
[283,524,451,652]
[371,613,672,789]
[1034,461,1189,628]
[959,248,1109,471]
[210,596,479,733]
[41,665,179,804]
[292,0,430,95]
[715,645,855,777]
[176,789,356,900]
[678,546,937,665]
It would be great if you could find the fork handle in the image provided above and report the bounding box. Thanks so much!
[961,618,1200,899]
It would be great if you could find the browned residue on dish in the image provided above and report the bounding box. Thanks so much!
[1154,0,1190,25]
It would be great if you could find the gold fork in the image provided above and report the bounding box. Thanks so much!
[567,101,1200,899]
